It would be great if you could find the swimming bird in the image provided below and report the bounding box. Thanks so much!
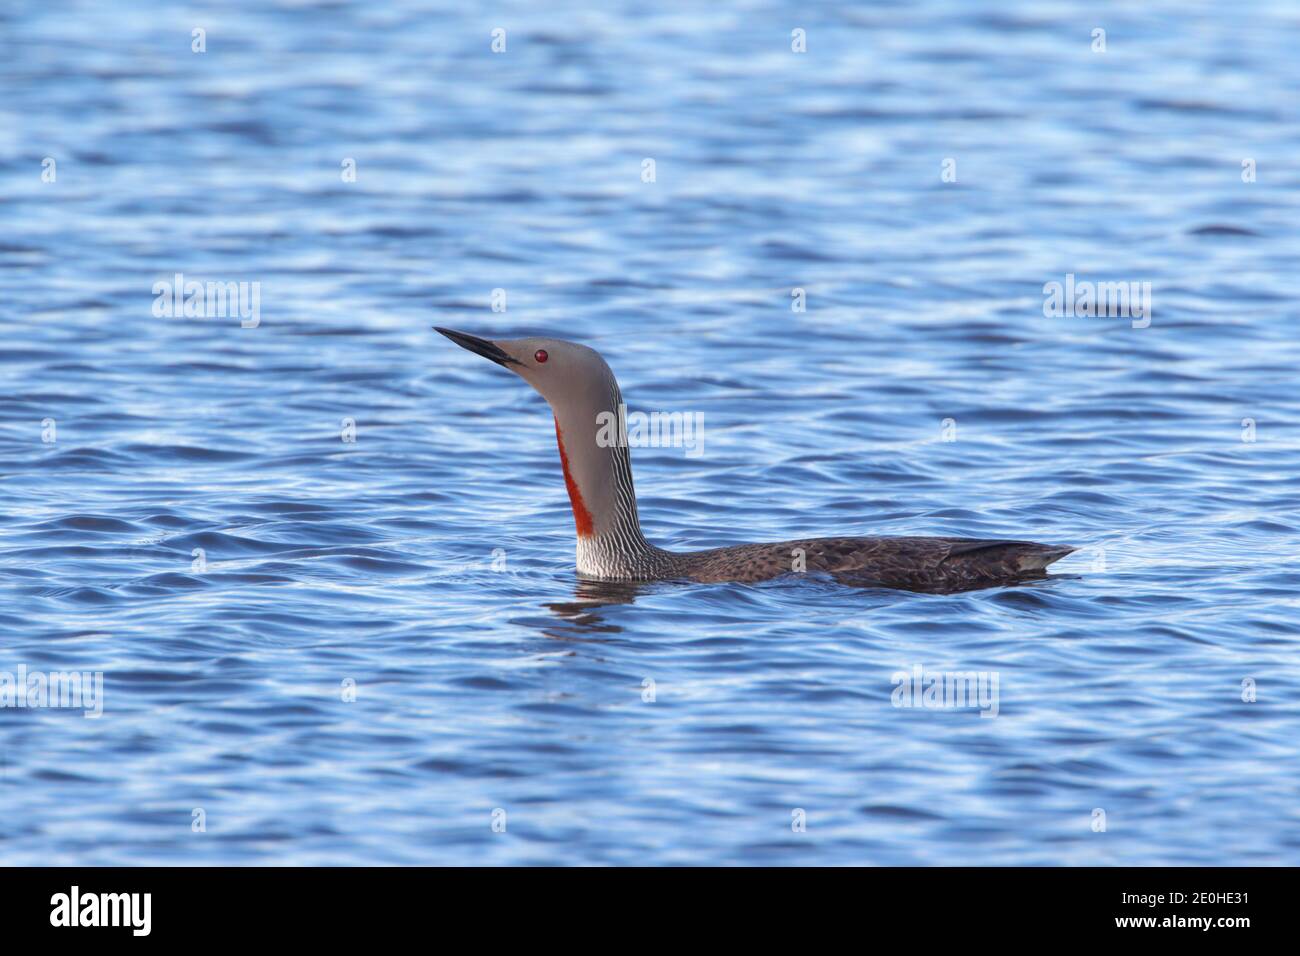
[436,328,1075,592]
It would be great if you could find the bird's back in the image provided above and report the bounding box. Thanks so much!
[675,536,1075,592]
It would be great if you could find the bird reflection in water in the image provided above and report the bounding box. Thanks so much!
[541,579,647,641]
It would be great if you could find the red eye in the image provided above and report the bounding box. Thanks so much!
[534,349,548,363]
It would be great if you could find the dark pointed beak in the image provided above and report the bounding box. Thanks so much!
[434,327,521,368]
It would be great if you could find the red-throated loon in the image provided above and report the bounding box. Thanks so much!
[436,328,1075,593]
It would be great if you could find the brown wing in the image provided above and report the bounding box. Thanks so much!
[681,536,1073,591]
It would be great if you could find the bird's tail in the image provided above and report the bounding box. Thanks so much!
[1014,544,1076,571]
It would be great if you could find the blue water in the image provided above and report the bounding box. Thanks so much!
[2,0,1299,865]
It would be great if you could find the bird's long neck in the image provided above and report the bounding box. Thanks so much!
[549,371,670,578]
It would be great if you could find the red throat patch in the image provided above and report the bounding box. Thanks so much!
[554,417,594,538]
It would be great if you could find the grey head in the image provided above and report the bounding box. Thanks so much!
[435,327,645,549]
[434,327,614,413]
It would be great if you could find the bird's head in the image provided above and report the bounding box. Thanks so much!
[434,327,615,411]
[436,327,634,544]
